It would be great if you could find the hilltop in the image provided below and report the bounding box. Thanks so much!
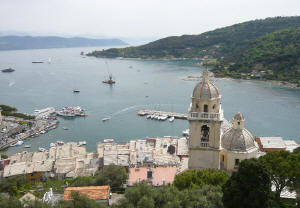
[212,27,300,85]
[0,36,127,50]
[87,16,300,59]
[87,16,300,84]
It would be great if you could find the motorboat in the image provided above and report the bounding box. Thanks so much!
[73,90,80,93]
[40,130,46,134]
[102,117,110,122]
[15,140,24,146]
[1,68,15,73]
[24,145,31,148]
[62,127,69,130]
[146,115,151,119]
[32,61,44,63]
[103,138,114,143]
[38,147,47,152]
[78,141,87,146]
[50,143,56,148]
[182,129,190,136]
[169,117,175,122]
[57,141,64,145]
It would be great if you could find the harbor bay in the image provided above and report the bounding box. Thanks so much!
[1,47,300,155]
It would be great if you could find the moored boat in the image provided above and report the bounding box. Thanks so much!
[1,68,15,72]
[38,147,47,152]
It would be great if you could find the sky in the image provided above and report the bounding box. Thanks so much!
[1,0,300,40]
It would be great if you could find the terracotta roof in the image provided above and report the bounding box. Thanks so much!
[63,186,110,200]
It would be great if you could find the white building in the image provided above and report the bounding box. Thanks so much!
[188,70,258,171]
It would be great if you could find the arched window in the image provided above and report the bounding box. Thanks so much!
[212,104,216,109]
[204,104,208,112]
[200,125,210,142]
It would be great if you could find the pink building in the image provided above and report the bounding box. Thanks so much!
[128,166,177,186]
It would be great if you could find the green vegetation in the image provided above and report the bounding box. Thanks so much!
[1,153,8,159]
[222,158,272,208]
[87,16,300,83]
[0,104,35,120]
[115,182,224,208]
[174,169,229,190]
[70,164,127,193]
[0,191,107,208]
[223,150,300,208]
[213,27,300,84]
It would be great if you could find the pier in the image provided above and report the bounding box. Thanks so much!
[137,109,187,119]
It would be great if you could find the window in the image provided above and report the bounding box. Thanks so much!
[204,104,208,112]
[235,159,240,166]
[238,121,240,125]
[196,104,199,109]
[222,155,224,162]
[200,125,210,143]
[212,104,216,109]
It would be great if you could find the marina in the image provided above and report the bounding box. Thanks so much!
[137,109,187,120]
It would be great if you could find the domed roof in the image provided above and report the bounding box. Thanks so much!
[221,128,256,152]
[222,113,257,151]
[192,70,220,99]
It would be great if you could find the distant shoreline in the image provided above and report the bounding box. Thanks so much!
[181,75,300,90]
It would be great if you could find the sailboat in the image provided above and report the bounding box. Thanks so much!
[102,61,116,84]
[48,58,52,64]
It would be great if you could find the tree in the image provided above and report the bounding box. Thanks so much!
[94,164,127,192]
[259,151,294,202]
[222,158,272,208]
[0,195,23,208]
[174,169,229,190]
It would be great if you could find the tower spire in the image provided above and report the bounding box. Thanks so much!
[202,69,209,82]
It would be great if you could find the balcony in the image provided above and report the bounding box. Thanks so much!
[200,142,209,148]
[188,110,223,121]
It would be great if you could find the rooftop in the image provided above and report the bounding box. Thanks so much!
[63,186,110,200]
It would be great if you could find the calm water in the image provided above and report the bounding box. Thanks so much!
[1,47,300,154]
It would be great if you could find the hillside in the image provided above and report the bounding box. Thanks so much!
[0,36,127,50]
[212,27,300,84]
[87,16,300,59]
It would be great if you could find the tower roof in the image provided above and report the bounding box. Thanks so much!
[192,70,220,99]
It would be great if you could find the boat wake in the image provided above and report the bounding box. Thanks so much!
[9,80,15,87]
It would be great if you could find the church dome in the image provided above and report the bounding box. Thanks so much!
[221,113,256,152]
[192,70,220,99]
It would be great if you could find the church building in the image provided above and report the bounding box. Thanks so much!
[188,70,258,171]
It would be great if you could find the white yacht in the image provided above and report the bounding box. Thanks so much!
[169,117,175,122]
[102,117,110,122]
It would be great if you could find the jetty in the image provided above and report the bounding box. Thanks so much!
[137,109,187,119]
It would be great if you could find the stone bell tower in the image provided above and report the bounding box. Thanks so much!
[188,70,224,169]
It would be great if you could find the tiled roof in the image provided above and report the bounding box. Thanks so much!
[63,186,110,200]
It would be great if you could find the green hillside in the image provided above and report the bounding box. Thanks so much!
[87,16,300,59]
[212,27,300,84]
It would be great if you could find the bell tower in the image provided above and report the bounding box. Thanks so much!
[188,70,224,169]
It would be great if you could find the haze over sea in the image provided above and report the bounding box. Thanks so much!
[1,47,300,155]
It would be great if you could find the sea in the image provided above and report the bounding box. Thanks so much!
[1,47,300,155]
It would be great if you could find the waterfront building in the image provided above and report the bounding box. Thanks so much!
[188,70,259,171]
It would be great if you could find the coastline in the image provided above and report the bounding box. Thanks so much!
[181,75,300,90]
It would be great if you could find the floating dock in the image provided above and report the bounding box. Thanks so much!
[137,109,187,120]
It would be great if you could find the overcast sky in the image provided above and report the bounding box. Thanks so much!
[1,0,300,39]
